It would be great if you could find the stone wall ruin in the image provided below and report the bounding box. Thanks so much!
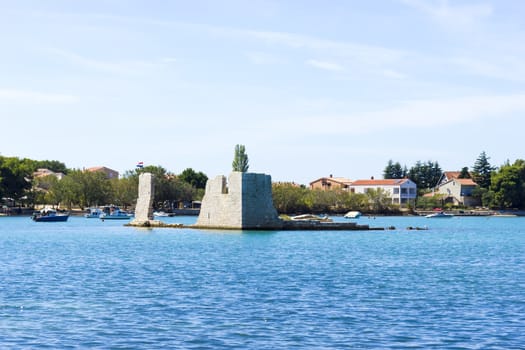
[195,172,283,229]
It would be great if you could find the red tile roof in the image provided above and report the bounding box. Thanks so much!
[444,171,461,179]
[455,178,477,186]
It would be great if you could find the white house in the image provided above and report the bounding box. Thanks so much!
[348,178,417,206]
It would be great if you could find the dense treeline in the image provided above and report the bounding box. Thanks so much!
[2,151,525,212]
[0,156,207,210]
[272,183,401,215]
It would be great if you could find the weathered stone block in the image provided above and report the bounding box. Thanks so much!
[195,172,283,229]
[130,172,154,225]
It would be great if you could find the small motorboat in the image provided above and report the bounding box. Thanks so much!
[153,211,170,217]
[85,207,103,218]
[31,208,69,222]
[425,212,454,218]
[100,207,133,220]
[344,211,362,219]
[290,214,332,222]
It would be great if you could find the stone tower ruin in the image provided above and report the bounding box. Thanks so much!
[195,172,283,230]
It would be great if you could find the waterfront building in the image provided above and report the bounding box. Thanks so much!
[309,175,352,191]
[85,166,119,179]
[348,178,417,206]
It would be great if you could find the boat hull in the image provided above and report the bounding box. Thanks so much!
[32,214,69,222]
[100,215,132,220]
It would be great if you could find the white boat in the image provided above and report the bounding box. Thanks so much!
[425,212,454,218]
[290,214,332,222]
[344,211,362,219]
[100,207,133,220]
[85,207,103,218]
[153,211,170,217]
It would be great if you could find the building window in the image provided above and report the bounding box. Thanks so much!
[393,188,399,194]
[401,188,407,194]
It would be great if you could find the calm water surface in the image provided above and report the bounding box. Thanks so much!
[1,215,524,349]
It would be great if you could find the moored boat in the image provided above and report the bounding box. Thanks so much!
[344,211,362,219]
[31,208,70,222]
[100,207,133,220]
[85,207,103,218]
[290,214,332,222]
[425,212,454,218]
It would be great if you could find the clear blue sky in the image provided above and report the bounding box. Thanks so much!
[1,0,524,185]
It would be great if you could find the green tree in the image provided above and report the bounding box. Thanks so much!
[306,189,338,213]
[272,183,309,214]
[408,160,442,191]
[0,156,33,201]
[458,167,471,179]
[60,169,112,208]
[471,187,494,208]
[490,159,525,209]
[472,151,495,189]
[383,160,406,179]
[416,194,443,210]
[232,144,249,172]
[35,160,68,174]
[340,191,369,212]
[366,188,392,213]
[179,168,208,189]
[56,174,81,209]
[110,177,137,209]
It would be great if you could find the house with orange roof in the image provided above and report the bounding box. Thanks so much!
[437,171,462,187]
[436,177,479,207]
[309,175,352,191]
[348,178,417,206]
[86,166,119,179]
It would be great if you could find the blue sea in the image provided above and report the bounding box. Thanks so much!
[1,215,524,349]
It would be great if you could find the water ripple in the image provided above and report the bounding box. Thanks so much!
[0,216,524,348]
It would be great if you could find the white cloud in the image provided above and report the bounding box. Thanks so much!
[0,88,78,104]
[449,56,525,82]
[244,30,406,65]
[47,48,158,75]
[268,93,525,136]
[306,59,343,71]
[401,0,493,30]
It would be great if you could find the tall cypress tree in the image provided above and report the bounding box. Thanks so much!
[472,151,495,188]
[232,145,249,172]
